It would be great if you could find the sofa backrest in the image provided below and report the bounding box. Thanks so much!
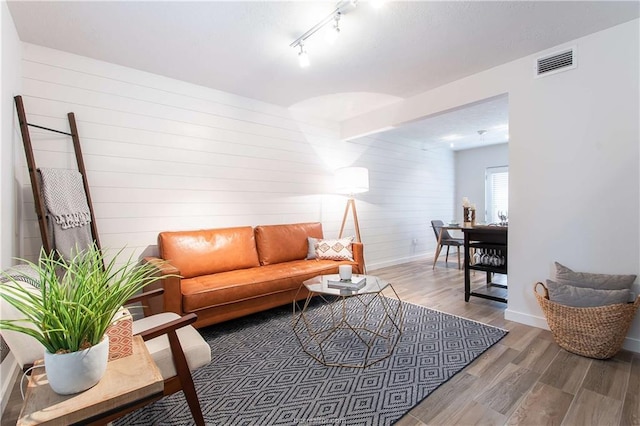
[254,222,324,266]
[158,226,260,278]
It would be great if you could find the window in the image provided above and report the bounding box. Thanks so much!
[485,166,508,224]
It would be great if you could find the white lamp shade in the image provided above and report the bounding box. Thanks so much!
[335,167,369,195]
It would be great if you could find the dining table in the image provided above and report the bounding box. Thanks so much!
[432,223,508,302]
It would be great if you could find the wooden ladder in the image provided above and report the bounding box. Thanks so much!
[14,95,101,255]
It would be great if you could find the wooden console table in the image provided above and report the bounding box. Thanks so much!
[18,335,163,426]
[462,226,508,303]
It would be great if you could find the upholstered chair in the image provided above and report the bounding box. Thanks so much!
[431,220,463,269]
[0,278,211,425]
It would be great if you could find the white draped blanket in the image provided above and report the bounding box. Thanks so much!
[37,168,93,259]
[37,168,91,229]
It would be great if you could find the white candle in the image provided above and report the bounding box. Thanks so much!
[339,265,352,281]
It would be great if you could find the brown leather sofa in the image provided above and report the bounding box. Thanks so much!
[144,222,364,328]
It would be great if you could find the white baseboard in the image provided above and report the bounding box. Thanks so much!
[623,336,640,353]
[1,352,19,415]
[505,309,640,354]
[367,253,431,271]
[504,308,549,330]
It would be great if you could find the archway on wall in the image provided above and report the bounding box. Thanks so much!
[336,94,509,270]
[372,93,510,226]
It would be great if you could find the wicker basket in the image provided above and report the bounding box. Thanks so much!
[534,282,640,359]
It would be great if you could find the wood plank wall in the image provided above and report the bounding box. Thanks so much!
[17,43,455,269]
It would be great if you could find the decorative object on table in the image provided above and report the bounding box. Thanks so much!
[338,264,352,280]
[335,166,369,243]
[326,274,367,290]
[497,210,508,226]
[43,335,110,396]
[105,307,133,361]
[534,262,639,359]
[114,300,507,426]
[0,244,165,394]
[462,197,476,227]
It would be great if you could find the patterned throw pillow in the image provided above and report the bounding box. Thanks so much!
[315,236,354,261]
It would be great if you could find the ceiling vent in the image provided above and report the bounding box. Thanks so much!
[535,47,576,78]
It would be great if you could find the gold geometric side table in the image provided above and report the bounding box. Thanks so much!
[293,274,403,368]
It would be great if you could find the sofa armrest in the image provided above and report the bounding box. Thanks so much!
[143,256,184,316]
[352,242,365,274]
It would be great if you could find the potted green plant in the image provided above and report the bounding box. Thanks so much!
[0,244,163,394]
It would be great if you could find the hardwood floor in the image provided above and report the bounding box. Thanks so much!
[2,259,638,425]
[375,260,639,426]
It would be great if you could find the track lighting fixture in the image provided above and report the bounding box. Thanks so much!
[298,42,310,68]
[290,0,360,68]
[325,12,341,44]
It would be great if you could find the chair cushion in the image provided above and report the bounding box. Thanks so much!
[133,313,211,380]
[442,238,463,246]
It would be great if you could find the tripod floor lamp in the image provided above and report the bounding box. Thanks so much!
[335,167,369,243]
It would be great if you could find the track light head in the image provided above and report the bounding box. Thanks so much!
[326,12,341,44]
[298,43,310,68]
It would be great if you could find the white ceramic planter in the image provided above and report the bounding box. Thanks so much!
[44,335,109,395]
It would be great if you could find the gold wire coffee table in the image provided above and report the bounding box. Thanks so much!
[293,274,403,368]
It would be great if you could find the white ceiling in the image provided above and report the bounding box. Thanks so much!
[374,94,509,151]
[7,1,639,149]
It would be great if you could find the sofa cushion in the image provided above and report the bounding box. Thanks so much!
[159,227,260,279]
[180,258,357,312]
[255,222,324,266]
[554,262,636,290]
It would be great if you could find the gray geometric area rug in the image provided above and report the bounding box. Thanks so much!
[115,298,507,425]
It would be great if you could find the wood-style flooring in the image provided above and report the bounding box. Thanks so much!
[376,260,639,426]
[2,259,638,425]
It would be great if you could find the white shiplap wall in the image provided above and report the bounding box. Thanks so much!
[334,135,456,268]
[17,43,455,269]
